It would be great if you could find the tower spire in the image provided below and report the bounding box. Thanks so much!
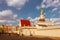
[39,7,45,22]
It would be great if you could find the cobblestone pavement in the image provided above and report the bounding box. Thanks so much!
[0,33,60,40]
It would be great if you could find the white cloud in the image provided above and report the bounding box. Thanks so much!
[42,0,60,8]
[27,17,39,22]
[41,4,45,8]
[0,10,18,20]
[6,0,29,9]
[27,17,60,25]
[0,20,7,23]
[0,10,18,25]
[0,10,12,16]
[45,18,60,25]
[36,6,40,10]
[42,0,46,3]
[13,14,18,19]
[46,18,60,25]
[52,8,58,12]
[27,17,32,20]
[36,0,60,9]
[0,20,16,23]
[27,17,40,25]
[36,4,45,10]
[51,18,60,25]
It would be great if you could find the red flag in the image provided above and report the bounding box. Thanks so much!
[21,20,31,27]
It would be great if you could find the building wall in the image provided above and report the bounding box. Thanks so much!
[20,26,60,37]
[0,24,60,37]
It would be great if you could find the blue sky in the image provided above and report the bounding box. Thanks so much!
[0,0,60,25]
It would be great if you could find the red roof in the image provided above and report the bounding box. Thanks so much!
[21,20,31,27]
